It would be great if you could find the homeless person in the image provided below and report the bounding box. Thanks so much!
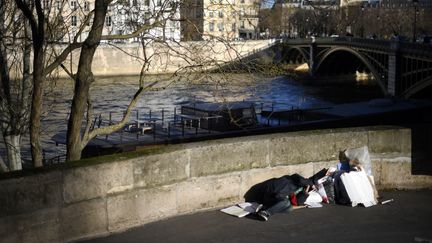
[247,174,313,221]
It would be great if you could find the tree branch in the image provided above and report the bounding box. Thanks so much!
[82,80,158,147]
[14,0,37,33]
[44,42,83,76]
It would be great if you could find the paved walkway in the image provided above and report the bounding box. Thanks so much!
[81,190,432,243]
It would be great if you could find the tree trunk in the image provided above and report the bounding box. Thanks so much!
[4,134,22,171]
[66,0,110,161]
[0,155,8,172]
[30,43,45,167]
[66,79,91,161]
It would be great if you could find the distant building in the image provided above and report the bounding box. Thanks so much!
[50,0,181,43]
[180,0,260,41]
[340,0,377,7]
[238,0,261,40]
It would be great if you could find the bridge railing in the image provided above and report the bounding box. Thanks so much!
[283,37,432,57]
[399,42,432,57]
[283,37,390,50]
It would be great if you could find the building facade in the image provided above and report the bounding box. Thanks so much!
[180,0,260,41]
[46,0,181,43]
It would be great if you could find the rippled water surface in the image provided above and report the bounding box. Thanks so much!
[3,73,383,161]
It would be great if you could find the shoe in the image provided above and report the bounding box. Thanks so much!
[257,210,270,221]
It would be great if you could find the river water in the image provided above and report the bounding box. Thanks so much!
[3,73,383,163]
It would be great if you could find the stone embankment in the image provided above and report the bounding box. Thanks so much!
[58,40,277,77]
[0,126,431,243]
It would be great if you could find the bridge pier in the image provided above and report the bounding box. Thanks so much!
[283,38,432,98]
[309,41,317,76]
[387,41,401,97]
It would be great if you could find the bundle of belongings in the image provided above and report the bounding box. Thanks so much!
[303,146,379,209]
[222,146,379,221]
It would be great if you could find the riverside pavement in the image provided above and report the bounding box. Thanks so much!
[81,190,432,243]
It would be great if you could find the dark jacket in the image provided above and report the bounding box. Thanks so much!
[261,174,312,207]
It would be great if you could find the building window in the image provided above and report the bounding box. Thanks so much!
[218,10,223,17]
[84,1,89,10]
[240,0,244,3]
[56,0,62,10]
[209,22,214,31]
[240,20,244,28]
[71,16,77,26]
[157,0,162,6]
[232,23,236,31]
[209,11,213,17]
[106,16,112,26]
[132,0,138,6]
[144,0,150,6]
[70,0,77,10]
[218,22,224,31]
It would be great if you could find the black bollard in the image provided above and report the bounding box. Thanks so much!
[162,108,164,123]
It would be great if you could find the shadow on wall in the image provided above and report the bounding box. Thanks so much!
[411,123,432,175]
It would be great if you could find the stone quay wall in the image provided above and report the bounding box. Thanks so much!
[53,40,277,77]
[1,126,431,243]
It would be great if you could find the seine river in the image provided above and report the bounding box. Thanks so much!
[3,73,383,163]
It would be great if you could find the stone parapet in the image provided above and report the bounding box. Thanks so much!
[0,126,430,243]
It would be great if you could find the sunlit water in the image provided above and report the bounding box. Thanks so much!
[1,73,383,163]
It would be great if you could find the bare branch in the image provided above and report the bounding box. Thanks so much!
[74,10,95,43]
[44,42,83,76]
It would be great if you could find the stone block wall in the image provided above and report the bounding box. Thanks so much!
[60,40,276,77]
[0,126,431,243]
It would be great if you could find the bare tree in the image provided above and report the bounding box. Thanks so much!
[14,0,47,168]
[6,0,265,166]
[0,0,32,171]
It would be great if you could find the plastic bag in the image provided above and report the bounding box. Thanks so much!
[345,146,373,176]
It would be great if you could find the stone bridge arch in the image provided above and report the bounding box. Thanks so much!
[278,38,432,97]
[403,76,432,98]
[281,45,309,65]
[314,47,388,96]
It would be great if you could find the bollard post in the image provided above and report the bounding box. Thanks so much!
[106,112,112,140]
[182,121,185,137]
[168,122,171,137]
[162,108,164,123]
[174,107,177,123]
[97,114,102,128]
[136,110,139,127]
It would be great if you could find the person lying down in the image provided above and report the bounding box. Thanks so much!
[245,161,377,221]
[244,173,317,221]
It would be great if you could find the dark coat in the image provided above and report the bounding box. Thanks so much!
[244,174,313,208]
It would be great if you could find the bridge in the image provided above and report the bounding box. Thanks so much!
[279,37,432,98]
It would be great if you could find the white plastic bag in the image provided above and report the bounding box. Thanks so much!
[345,146,373,176]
